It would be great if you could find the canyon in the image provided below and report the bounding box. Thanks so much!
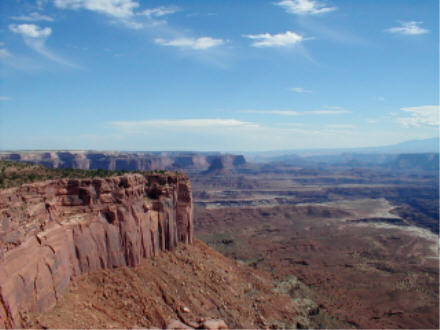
[0,172,192,328]
[0,149,438,329]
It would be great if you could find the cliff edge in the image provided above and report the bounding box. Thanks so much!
[0,172,193,328]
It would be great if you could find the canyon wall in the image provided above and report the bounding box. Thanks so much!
[0,173,193,328]
[0,151,246,172]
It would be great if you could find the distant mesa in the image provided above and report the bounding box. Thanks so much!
[0,151,247,173]
[205,154,246,173]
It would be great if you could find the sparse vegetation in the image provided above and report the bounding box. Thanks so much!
[0,160,175,189]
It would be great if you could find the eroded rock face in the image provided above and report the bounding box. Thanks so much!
[0,151,246,172]
[0,173,193,328]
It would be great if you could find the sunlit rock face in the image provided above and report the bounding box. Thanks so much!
[0,173,193,328]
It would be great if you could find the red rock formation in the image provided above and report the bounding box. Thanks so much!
[0,173,193,328]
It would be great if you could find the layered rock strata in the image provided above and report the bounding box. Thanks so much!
[0,173,193,328]
[0,151,246,172]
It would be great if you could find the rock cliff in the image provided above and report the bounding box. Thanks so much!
[0,173,193,328]
[0,151,246,172]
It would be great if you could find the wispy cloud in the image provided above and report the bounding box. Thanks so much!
[243,31,306,47]
[141,6,179,18]
[396,105,439,127]
[243,110,301,116]
[0,96,11,101]
[10,12,54,22]
[111,119,259,132]
[385,21,429,35]
[242,108,350,115]
[53,0,178,30]
[9,24,78,67]
[9,24,51,38]
[325,124,356,129]
[364,118,377,124]
[52,0,227,62]
[0,48,11,58]
[306,109,349,114]
[155,37,225,50]
[291,87,312,93]
[54,0,147,29]
[54,0,139,18]
[275,0,336,15]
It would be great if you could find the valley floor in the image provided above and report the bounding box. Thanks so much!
[192,168,439,329]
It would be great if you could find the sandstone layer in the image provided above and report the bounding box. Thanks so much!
[0,173,193,328]
[0,151,246,172]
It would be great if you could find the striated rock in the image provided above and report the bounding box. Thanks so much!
[0,151,246,173]
[0,173,193,328]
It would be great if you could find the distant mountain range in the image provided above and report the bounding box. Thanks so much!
[243,137,439,163]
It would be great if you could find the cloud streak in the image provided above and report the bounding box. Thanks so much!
[111,119,259,132]
[275,0,336,15]
[385,21,429,35]
[9,24,51,38]
[291,87,312,93]
[141,6,179,18]
[10,12,54,22]
[9,23,78,67]
[242,108,350,115]
[0,48,11,58]
[397,105,439,127]
[53,0,226,57]
[155,37,225,50]
[53,0,178,30]
[243,31,306,47]
[54,0,139,18]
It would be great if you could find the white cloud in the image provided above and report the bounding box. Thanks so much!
[242,108,350,115]
[275,0,336,15]
[306,109,350,115]
[53,0,178,30]
[53,0,139,18]
[9,24,77,67]
[0,96,11,101]
[365,118,377,124]
[10,12,54,22]
[397,105,439,127]
[37,0,49,9]
[142,6,179,18]
[155,37,224,50]
[243,110,301,116]
[386,21,429,35]
[111,119,259,132]
[9,24,51,38]
[244,31,305,47]
[325,124,356,129]
[291,87,312,93]
[0,48,11,58]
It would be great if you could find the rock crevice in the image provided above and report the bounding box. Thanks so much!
[0,173,193,328]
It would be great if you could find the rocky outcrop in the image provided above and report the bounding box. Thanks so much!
[205,155,246,173]
[0,151,246,172]
[0,173,193,328]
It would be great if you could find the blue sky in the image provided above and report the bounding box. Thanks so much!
[0,0,438,151]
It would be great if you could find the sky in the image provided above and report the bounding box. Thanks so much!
[0,0,438,151]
